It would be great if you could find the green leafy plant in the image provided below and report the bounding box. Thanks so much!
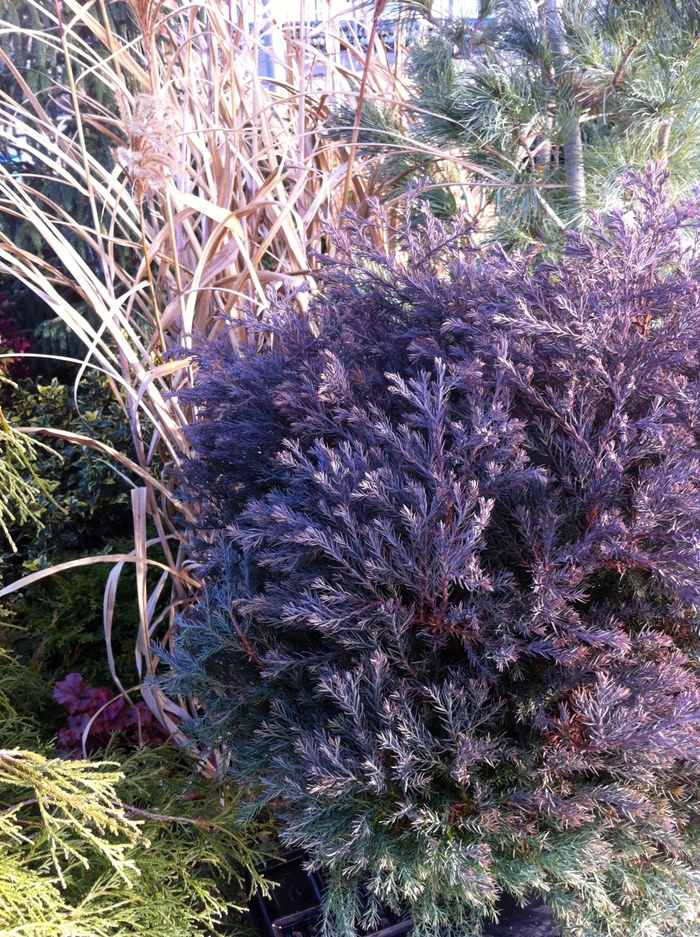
[0,372,151,689]
[1,375,135,563]
[0,403,59,553]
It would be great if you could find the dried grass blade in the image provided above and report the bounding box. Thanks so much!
[131,487,151,680]
[0,555,199,600]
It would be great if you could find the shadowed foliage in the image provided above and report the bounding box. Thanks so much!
[164,167,700,937]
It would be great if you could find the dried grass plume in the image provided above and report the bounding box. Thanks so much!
[115,94,178,200]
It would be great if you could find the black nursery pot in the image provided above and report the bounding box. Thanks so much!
[247,850,412,937]
[247,852,559,937]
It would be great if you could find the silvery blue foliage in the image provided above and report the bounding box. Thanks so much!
[162,167,700,937]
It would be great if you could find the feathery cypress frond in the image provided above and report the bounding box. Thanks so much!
[166,167,700,936]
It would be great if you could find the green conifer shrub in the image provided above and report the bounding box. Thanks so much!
[164,168,700,937]
[339,0,700,242]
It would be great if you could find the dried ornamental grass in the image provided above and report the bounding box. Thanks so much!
[0,0,426,746]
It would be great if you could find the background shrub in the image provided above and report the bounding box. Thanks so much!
[0,366,164,689]
[165,167,700,937]
[0,375,135,564]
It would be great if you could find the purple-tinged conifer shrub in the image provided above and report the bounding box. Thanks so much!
[163,167,700,937]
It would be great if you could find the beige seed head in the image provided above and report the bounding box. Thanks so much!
[115,94,178,200]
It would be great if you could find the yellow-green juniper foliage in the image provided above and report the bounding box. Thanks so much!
[0,648,273,937]
[0,398,60,553]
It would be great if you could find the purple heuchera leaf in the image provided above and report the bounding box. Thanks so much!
[53,672,96,714]
[54,673,167,754]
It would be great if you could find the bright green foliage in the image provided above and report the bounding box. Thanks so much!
[0,749,141,886]
[0,399,59,553]
[0,648,273,937]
